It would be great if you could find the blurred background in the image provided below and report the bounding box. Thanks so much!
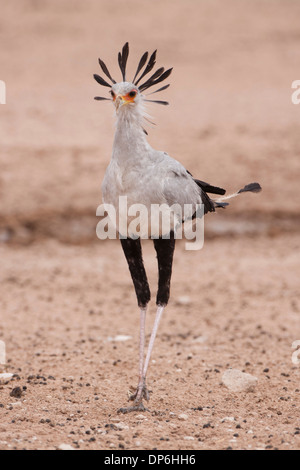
[0,0,299,244]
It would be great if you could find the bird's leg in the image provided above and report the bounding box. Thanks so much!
[118,233,175,413]
[128,306,150,403]
[141,303,165,386]
[118,236,151,413]
[131,233,176,405]
[153,232,175,307]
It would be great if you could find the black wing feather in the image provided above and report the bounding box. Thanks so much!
[194,179,226,195]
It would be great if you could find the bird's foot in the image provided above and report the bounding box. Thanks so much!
[117,401,149,414]
[117,383,151,414]
[128,383,150,402]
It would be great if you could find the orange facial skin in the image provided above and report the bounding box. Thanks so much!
[112,90,138,105]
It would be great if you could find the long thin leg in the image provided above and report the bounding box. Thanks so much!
[133,234,176,406]
[118,237,151,413]
[128,306,150,403]
[142,304,164,380]
[118,234,176,413]
[139,307,147,381]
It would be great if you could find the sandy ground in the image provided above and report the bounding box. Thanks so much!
[0,0,300,450]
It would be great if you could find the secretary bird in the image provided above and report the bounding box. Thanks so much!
[94,43,261,413]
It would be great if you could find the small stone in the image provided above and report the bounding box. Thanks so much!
[10,401,22,408]
[136,414,146,420]
[222,369,258,392]
[107,335,132,342]
[58,444,75,451]
[178,413,189,421]
[176,296,191,305]
[114,422,129,430]
[10,387,23,398]
[193,336,207,344]
[221,417,236,423]
[184,436,194,440]
[0,373,13,384]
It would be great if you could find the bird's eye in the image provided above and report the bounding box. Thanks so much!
[110,90,115,98]
[129,90,137,98]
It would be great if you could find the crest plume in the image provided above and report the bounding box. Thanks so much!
[94,43,172,104]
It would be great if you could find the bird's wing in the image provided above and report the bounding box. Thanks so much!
[193,178,226,196]
[156,153,215,216]
[185,170,226,195]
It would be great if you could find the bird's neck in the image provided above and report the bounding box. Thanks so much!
[112,108,151,164]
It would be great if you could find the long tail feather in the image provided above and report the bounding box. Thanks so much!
[214,182,262,203]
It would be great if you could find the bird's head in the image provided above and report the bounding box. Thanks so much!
[109,82,141,114]
[94,43,172,118]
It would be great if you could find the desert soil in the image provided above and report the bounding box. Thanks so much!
[0,0,299,451]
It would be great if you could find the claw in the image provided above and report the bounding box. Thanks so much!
[117,401,150,414]
[129,383,150,402]
[118,383,151,413]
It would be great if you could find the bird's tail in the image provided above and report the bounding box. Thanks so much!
[213,182,262,208]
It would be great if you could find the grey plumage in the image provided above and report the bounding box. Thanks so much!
[94,43,262,413]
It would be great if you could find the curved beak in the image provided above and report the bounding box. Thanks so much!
[115,95,124,112]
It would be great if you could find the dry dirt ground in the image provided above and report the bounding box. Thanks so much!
[0,0,300,451]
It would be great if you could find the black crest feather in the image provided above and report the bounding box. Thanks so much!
[98,58,116,84]
[94,96,111,101]
[93,73,111,88]
[118,42,129,81]
[139,67,173,92]
[134,50,157,85]
[144,99,169,106]
[94,43,172,106]
[132,51,148,84]
[147,84,170,95]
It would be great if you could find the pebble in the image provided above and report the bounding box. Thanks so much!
[58,444,75,451]
[178,413,189,421]
[9,401,22,408]
[107,335,132,342]
[176,296,191,306]
[192,336,207,344]
[0,373,13,384]
[222,369,258,392]
[221,417,236,423]
[10,387,23,398]
[114,422,129,430]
